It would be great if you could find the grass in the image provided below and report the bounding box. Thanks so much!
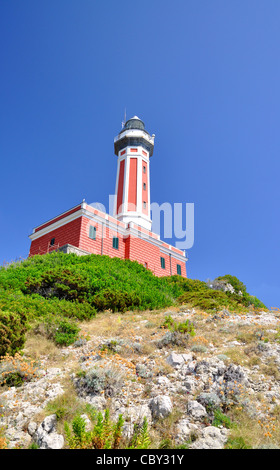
[225,405,280,449]
[44,387,89,430]
[150,408,184,449]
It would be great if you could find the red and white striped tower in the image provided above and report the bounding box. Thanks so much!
[113,116,155,231]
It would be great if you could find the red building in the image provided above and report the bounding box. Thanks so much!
[29,117,187,277]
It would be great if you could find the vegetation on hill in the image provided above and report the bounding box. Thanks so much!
[0,252,266,357]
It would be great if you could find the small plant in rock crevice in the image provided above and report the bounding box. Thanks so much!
[64,409,151,449]
[161,315,195,336]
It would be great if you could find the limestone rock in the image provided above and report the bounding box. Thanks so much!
[187,400,207,421]
[190,426,229,449]
[166,352,193,369]
[33,414,64,449]
[175,418,201,444]
[27,421,38,436]
[149,395,173,420]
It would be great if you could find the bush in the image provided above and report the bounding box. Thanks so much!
[32,316,80,347]
[165,276,209,294]
[0,310,28,357]
[53,320,80,346]
[177,290,244,313]
[93,289,141,313]
[162,315,195,336]
[76,365,125,398]
[65,409,151,449]
[0,289,96,322]
[215,275,266,309]
[0,252,178,315]
[0,252,267,358]
[212,409,234,429]
[25,268,93,304]
[128,417,151,449]
[215,275,247,295]
[242,293,267,309]
[1,371,24,387]
[65,409,125,449]
[157,330,190,349]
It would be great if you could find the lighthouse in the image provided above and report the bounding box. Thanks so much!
[28,115,187,277]
[113,116,155,231]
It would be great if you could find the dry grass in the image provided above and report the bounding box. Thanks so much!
[227,404,280,448]
[259,360,280,380]
[150,408,184,448]
[23,333,60,362]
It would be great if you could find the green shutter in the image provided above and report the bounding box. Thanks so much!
[177,264,181,275]
[89,225,96,240]
[113,237,119,249]
[160,257,165,269]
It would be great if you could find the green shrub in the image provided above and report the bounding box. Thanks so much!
[177,290,244,313]
[0,289,96,322]
[215,275,247,295]
[0,310,28,357]
[162,315,195,336]
[165,276,209,296]
[65,409,125,449]
[93,289,141,313]
[1,371,24,387]
[128,417,151,449]
[53,320,80,346]
[25,268,93,303]
[212,409,234,429]
[0,253,267,357]
[65,409,151,449]
[33,316,80,346]
[242,293,267,309]
[215,275,266,309]
[0,252,178,315]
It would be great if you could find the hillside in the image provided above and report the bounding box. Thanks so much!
[1,252,279,450]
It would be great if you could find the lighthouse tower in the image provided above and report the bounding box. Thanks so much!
[113,116,155,231]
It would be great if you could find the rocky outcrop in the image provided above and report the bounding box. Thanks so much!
[1,307,280,449]
[190,426,229,449]
[33,414,64,449]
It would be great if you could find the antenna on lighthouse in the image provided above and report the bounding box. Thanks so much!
[121,108,127,128]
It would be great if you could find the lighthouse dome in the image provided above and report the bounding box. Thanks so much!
[114,114,154,156]
[123,116,145,131]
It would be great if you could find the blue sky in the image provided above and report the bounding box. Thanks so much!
[0,1,279,308]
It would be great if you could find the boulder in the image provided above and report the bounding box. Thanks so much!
[190,426,229,449]
[149,395,173,420]
[175,418,201,444]
[33,414,64,449]
[187,400,207,421]
[182,376,197,394]
[166,352,193,369]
